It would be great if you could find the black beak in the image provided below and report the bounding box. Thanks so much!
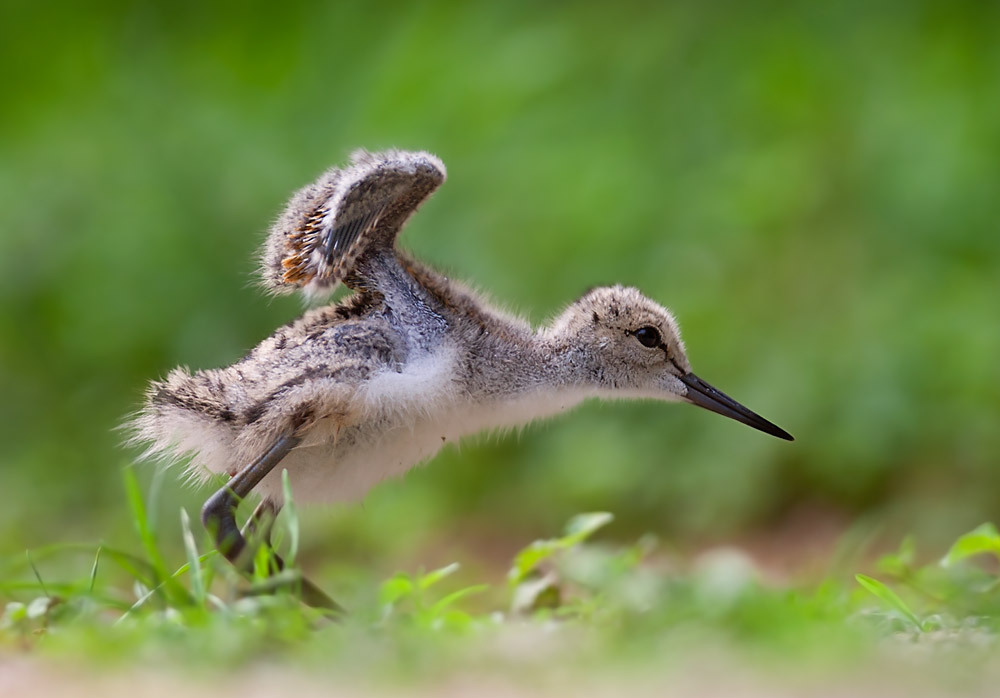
[680,373,794,441]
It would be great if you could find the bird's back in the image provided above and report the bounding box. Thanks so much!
[133,292,406,480]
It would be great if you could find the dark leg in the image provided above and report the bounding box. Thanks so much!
[201,436,343,614]
[240,498,344,613]
[241,499,281,574]
[201,435,300,570]
[242,498,280,539]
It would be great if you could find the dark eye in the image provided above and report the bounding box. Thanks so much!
[633,326,661,348]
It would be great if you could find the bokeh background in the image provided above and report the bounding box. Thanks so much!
[2,0,998,585]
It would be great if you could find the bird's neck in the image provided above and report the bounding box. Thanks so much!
[474,332,603,400]
[537,337,607,391]
[440,335,599,432]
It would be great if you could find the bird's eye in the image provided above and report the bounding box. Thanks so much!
[633,326,661,348]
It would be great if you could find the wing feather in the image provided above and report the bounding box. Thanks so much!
[261,149,446,297]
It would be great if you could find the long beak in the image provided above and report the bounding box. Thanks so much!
[680,373,794,441]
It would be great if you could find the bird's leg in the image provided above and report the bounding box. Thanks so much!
[201,435,344,614]
[201,435,300,570]
[241,498,281,575]
[242,498,280,541]
[238,498,344,613]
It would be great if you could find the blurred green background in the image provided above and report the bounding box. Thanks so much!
[1,0,998,579]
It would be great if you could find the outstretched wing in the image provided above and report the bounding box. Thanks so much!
[261,149,446,297]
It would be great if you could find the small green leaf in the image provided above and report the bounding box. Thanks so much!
[563,512,614,544]
[380,574,415,606]
[508,541,561,586]
[430,584,489,615]
[418,562,460,590]
[508,513,614,586]
[855,573,923,630]
[941,523,1000,567]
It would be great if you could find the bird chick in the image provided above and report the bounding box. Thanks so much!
[131,149,792,609]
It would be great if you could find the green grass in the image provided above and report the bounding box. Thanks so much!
[3,473,1000,691]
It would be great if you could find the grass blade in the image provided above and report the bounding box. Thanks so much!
[88,545,102,595]
[281,469,299,567]
[180,508,205,605]
[25,550,49,598]
[122,466,190,606]
[856,573,923,630]
[430,584,489,615]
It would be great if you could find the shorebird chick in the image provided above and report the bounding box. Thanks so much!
[133,149,792,609]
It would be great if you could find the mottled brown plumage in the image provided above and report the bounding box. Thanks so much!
[261,149,445,297]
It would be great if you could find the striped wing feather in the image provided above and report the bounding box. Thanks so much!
[262,149,446,297]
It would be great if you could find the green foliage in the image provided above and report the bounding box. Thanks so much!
[855,574,924,631]
[942,523,1000,567]
[848,523,1000,637]
[5,476,1000,676]
[508,511,614,586]
[379,563,489,631]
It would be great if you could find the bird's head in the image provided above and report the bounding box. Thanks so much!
[547,285,793,440]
